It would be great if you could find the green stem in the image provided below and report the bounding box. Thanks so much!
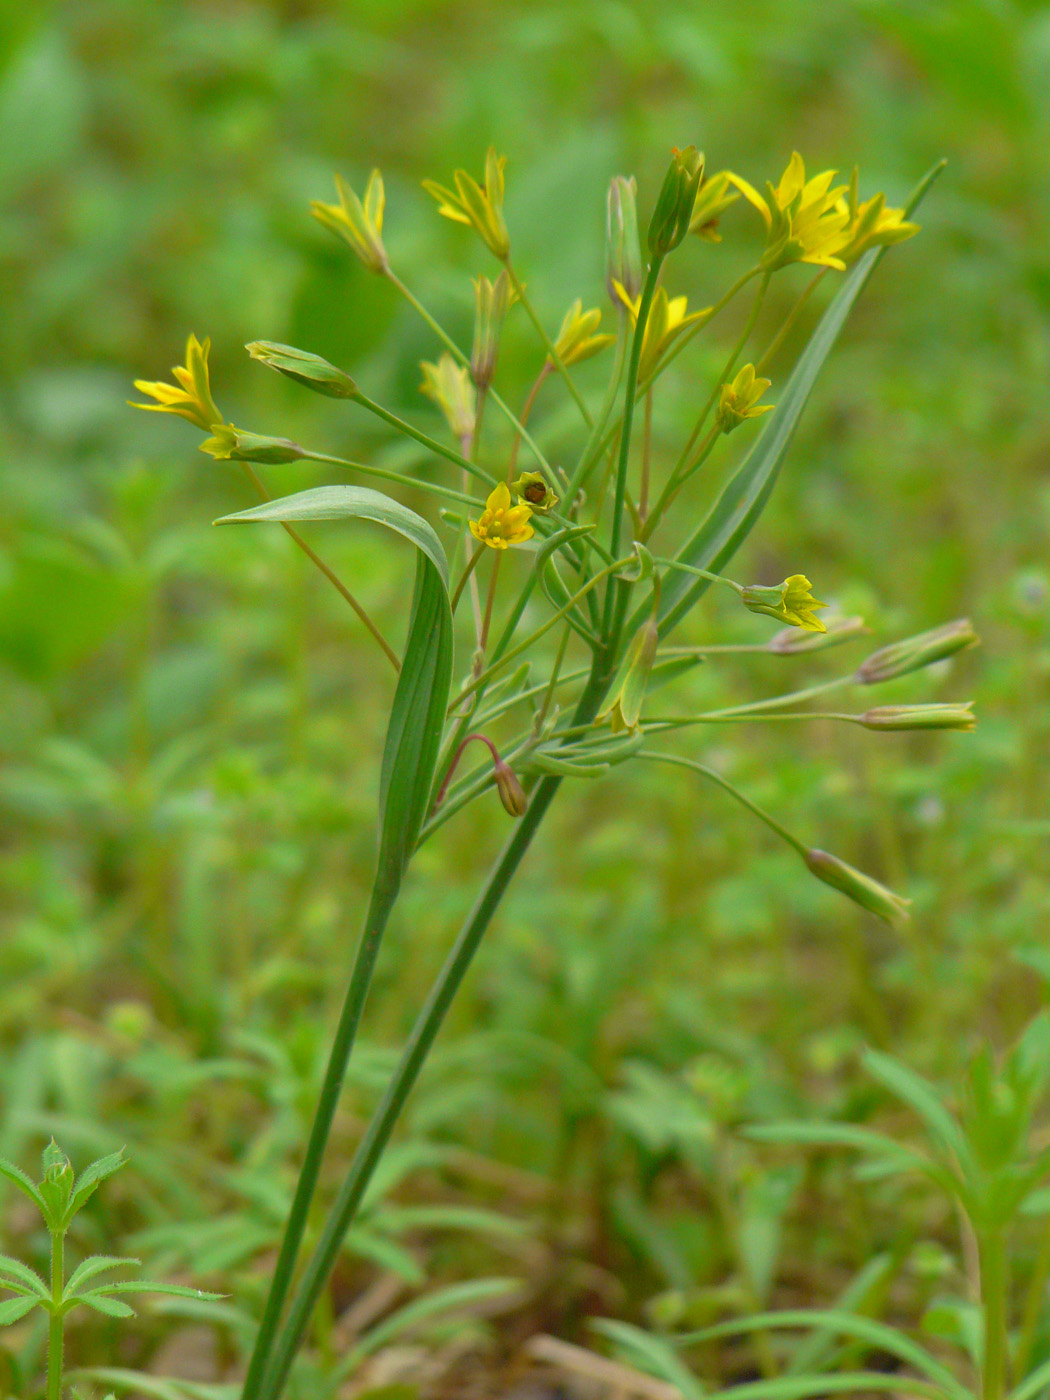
[609,258,663,568]
[980,1229,1009,1400]
[503,263,592,427]
[257,659,616,1400]
[636,749,808,855]
[450,544,484,614]
[384,269,555,477]
[239,872,403,1400]
[47,1229,63,1400]
[565,307,629,504]
[668,270,770,487]
[638,425,720,541]
[755,268,828,373]
[303,452,480,507]
[240,464,400,673]
[352,391,497,489]
[506,365,550,481]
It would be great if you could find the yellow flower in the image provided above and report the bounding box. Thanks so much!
[423,148,510,259]
[420,354,476,441]
[835,169,919,264]
[469,481,534,549]
[730,152,851,271]
[130,334,224,432]
[511,471,559,512]
[716,363,774,433]
[551,299,615,368]
[614,283,710,383]
[741,574,827,632]
[310,169,388,274]
[689,170,739,243]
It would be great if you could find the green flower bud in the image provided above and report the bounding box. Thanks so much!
[803,848,911,926]
[767,615,867,654]
[857,619,978,684]
[199,424,306,464]
[648,145,704,258]
[856,703,976,732]
[246,341,359,399]
[606,175,643,303]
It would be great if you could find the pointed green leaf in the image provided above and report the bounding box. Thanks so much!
[64,1256,139,1295]
[0,1295,38,1326]
[0,1254,49,1298]
[0,1156,46,1212]
[641,163,943,643]
[863,1049,975,1173]
[591,1318,706,1400]
[98,1281,224,1300]
[74,1292,136,1318]
[68,1149,128,1219]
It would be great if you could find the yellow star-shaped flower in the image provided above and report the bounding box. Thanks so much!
[469,482,534,550]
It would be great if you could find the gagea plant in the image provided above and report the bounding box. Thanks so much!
[130,143,972,1397]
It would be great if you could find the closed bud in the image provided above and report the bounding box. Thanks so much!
[803,848,911,926]
[200,424,306,464]
[246,341,358,399]
[493,759,528,817]
[857,619,978,684]
[648,145,704,258]
[856,703,976,732]
[606,175,643,303]
[471,270,515,390]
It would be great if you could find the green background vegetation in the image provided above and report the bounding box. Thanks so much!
[2,0,1050,1393]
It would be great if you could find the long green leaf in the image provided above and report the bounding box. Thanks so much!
[644,163,943,643]
[216,485,454,881]
[0,1253,49,1298]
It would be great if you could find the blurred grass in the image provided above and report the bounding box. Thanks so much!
[3,0,1050,1389]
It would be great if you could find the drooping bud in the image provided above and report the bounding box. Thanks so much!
[648,146,704,258]
[493,759,528,817]
[471,270,515,391]
[855,703,976,732]
[606,175,643,303]
[310,169,389,274]
[856,619,978,684]
[199,424,306,464]
[802,848,911,926]
[246,342,358,399]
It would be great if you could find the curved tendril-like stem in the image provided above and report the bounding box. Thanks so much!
[502,261,593,428]
[239,462,401,673]
[636,748,808,855]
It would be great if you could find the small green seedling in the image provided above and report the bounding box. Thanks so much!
[0,1140,221,1400]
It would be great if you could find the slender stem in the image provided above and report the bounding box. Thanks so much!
[695,675,853,719]
[46,1229,63,1400]
[506,365,551,481]
[352,390,497,489]
[479,551,502,655]
[636,749,808,855]
[609,257,663,568]
[257,658,617,1400]
[565,307,628,504]
[642,710,862,728]
[755,268,828,373]
[979,1229,1009,1400]
[668,270,770,486]
[450,553,633,712]
[450,544,485,614]
[639,388,653,522]
[538,622,572,727]
[503,263,592,427]
[239,871,403,1400]
[384,269,555,476]
[239,464,400,673]
[639,425,720,540]
[654,557,743,596]
[303,451,480,506]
